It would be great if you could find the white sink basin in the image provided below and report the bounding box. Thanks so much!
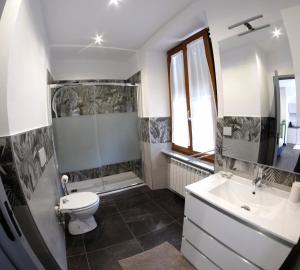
[185,172,300,245]
[209,178,286,218]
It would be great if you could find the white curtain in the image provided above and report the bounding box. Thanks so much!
[170,51,190,148]
[187,37,217,153]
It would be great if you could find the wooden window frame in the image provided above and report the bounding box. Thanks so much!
[167,28,217,162]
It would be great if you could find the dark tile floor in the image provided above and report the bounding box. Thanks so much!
[66,186,185,270]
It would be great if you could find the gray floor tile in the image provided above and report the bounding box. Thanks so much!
[137,222,182,251]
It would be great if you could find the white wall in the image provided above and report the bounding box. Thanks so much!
[0,0,22,136]
[51,57,136,80]
[221,45,261,117]
[256,47,270,117]
[138,51,170,117]
[0,0,51,136]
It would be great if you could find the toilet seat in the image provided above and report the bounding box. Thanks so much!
[70,200,99,212]
[60,192,99,211]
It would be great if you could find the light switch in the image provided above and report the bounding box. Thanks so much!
[223,126,232,137]
[38,147,47,167]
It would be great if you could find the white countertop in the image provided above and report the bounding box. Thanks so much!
[185,172,300,245]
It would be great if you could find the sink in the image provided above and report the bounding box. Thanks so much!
[185,172,300,245]
[209,179,286,218]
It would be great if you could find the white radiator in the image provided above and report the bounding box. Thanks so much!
[169,158,211,197]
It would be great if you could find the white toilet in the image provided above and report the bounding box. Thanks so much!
[59,192,100,235]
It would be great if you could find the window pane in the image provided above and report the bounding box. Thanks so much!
[170,51,190,148]
[187,38,217,153]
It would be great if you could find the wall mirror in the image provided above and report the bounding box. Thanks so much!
[219,17,300,174]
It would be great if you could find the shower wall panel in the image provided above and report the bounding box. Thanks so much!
[53,115,101,173]
[51,81,141,181]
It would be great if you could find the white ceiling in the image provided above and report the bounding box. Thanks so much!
[41,0,195,60]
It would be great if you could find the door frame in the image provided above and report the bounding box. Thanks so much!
[273,73,295,165]
[0,176,44,270]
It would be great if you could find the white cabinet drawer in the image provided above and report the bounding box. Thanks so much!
[287,128,297,144]
[185,193,291,270]
[183,218,259,270]
[181,239,220,270]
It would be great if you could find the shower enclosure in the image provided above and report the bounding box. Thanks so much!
[50,81,144,195]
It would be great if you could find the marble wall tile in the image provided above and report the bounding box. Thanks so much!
[138,118,150,143]
[11,126,55,200]
[51,85,96,118]
[138,117,171,144]
[94,85,137,114]
[53,79,126,85]
[66,159,142,183]
[150,117,171,144]
[215,118,224,170]
[51,84,138,118]
[0,137,27,206]
[223,116,261,142]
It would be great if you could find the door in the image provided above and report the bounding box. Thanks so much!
[0,176,44,270]
[273,74,296,165]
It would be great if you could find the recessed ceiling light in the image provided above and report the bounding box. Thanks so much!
[272,27,282,38]
[93,34,103,45]
[109,0,122,6]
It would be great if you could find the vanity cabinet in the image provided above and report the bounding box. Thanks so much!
[287,127,300,144]
[181,192,292,270]
[287,128,297,144]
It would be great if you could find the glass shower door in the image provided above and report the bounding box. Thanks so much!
[51,83,143,194]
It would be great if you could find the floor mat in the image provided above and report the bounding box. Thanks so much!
[119,242,195,270]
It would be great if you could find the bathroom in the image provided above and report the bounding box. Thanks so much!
[0,0,300,269]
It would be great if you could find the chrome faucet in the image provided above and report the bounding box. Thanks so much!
[252,166,263,194]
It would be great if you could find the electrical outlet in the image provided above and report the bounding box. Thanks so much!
[223,126,232,137]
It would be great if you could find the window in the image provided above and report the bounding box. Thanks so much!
[168,28,217,160]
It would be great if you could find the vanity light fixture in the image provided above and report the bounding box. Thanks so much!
[272,27,282,38]
[109,0,122,6]
[228,14,270,37]
[93,34,103,45]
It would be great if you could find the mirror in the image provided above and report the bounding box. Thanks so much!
[219,18,300,174]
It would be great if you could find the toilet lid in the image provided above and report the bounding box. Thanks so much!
[60,192,99,211]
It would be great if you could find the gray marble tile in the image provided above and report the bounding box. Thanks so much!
[215,118,224,170]
[51,85,96,118]
[0,137,26,206]
[67,159,142,183]
[138,118,150,143]
[150,117,171,144]
[53,79,126,85]
[94,85,137,114]
[52,84,138,118]
[10,126,55,200]
[223,116,261,142]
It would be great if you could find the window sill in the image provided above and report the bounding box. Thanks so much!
[162,149,215,173]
